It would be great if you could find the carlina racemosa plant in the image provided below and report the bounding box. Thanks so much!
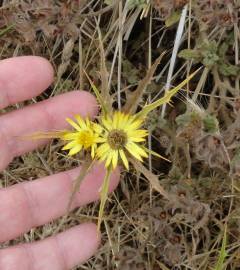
[29,58,199,230]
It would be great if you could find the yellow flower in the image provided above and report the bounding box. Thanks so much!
[96,111,148,170]
[62,115,103,158]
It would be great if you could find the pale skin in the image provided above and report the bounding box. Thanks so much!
[0,56,120,270]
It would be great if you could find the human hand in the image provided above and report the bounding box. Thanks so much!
[0,56,120,269]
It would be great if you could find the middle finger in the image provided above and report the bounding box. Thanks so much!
[0,163,120,243]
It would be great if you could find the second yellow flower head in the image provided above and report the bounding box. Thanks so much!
[61,111,148,170]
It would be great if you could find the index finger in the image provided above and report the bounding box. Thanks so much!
[0,56,54,109]
[0,91,98,170]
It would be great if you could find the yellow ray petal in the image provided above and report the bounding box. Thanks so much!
[128,142,148,158]
[68,145,82,156]
[62,141,77,150]
[125,143,143,161]
[91,145,95,159]
[97,143,110,157]
[62,132,79,141]
[119,149,129,170]
[112,150,119,169]
[99,152,108,162]
[130,137,146,142]
[101,117,112,131]
[75,115,87,129]
[127,118,143,130]
[96,137,107,143]
[112,113,118,129]
[92,122,103,134]
[117,112,129,129]
[105,152,114,168]
[144,147,171,162]
[66,118,81,131]
[127,129,148,138]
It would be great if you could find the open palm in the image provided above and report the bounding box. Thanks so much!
[0,56,119,270]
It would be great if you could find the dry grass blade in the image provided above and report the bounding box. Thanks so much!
[0,24,15,37]
[83,69,109,116]
[97,29,113,109]
[161,5,188,118]
[81,0,120,17]
[67,159,95,213]
[130,158,170,200]
[57,38,75,80]
[122,52,166,114]
[21,131,67,140]
[213,226,228,270]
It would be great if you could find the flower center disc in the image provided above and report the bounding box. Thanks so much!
[78,130,94,149]
[107,129,127,150]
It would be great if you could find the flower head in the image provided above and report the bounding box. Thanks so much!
[62,115,103,158]
[96,111,148,170]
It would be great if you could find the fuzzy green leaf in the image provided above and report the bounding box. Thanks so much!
[178,49,202,61]
[165,11,181,27]
[203,115,219,133]
[218,62,240,77]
